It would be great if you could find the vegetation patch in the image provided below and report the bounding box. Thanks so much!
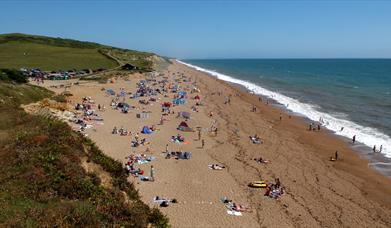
[0,41,117,71]
[0,33,169,72]
[0,68,28,83]
[0,82,169,227]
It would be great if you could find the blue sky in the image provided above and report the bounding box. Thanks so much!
[1,0,391,59]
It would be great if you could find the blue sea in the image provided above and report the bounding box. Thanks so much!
[180,59,391,175]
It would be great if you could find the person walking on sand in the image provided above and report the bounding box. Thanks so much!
[198,129,201,140]
[373,145,376,153]
[165,144,169,153]
[335,151,339,160]
[201,139,205,148]
[150,165,155,182]
[352,135,356,144]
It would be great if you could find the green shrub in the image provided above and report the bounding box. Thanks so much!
[52,94,67,103]
[0,82,169,227]
[0,68,27,83]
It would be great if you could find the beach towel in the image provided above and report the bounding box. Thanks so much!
[227,210,242,216]
[139,176,150,181]
[136,156,156,164]
[208,164,224,170]
[178,126,194,132]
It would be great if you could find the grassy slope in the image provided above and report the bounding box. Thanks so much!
[0,82,168,227]
[0,41,117,71]
[0,33,167,71]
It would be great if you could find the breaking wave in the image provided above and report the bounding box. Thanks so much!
[177,60,391,158]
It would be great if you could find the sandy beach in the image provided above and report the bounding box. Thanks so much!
[40,61,391,228]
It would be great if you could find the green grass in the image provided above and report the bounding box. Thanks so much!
[0,33,107,49]
[0,33,169,72]
[107,48,154,70]
[0,41,118,71]
[0,82,169,227]
[0,83,53,106]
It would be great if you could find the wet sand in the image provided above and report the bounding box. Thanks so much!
[40,61,391,227]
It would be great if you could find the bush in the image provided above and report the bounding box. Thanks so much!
[52,94,67,103]
[0,68,28,83]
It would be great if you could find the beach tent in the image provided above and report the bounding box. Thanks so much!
[106,89,115,96]
[177,121,193,132]
[141,126,152,134]
[122,106,129,113]
[178,91,187,97]
[177,111,191,119]
[117,102,129,108]
[178,121,189,128]
[173,98,185,105]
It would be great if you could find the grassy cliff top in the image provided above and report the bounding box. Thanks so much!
[0,33,164,71]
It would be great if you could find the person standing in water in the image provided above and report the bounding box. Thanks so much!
[373,145,376,153]
[352,135,356,144]
[380,145,383,153]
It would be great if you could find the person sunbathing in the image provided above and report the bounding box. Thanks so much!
[254,157,269,164]
[231,203,250,212]
[250,135,262,144]
[211,164,225,170]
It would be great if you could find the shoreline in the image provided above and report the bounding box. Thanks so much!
[178,60,391,178]
[178,60,391,162]
[231,79,391,178]
[38,61,391,227]
[175,60,391,206]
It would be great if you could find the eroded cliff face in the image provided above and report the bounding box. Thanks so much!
[148,55,171,71]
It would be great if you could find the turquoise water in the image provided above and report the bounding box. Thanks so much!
[182,59,391,161]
